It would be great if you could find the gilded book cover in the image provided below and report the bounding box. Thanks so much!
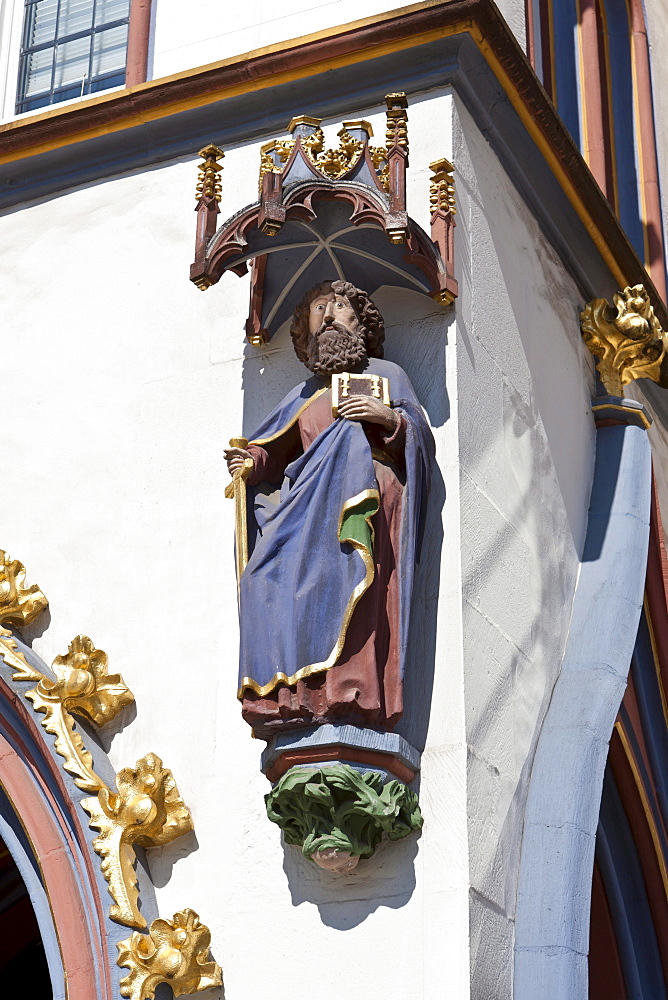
[331,372,391,417]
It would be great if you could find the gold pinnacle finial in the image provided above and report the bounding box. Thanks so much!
[385,92,409,161]
[429,158,456,214]
[195,144,224,203]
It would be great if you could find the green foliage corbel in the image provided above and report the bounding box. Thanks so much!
[265,764,422,863]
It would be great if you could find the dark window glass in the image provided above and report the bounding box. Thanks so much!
[16,0,129,113]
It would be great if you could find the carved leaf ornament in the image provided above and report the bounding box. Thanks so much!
[580,284,666,396]
[265,764,423,861]
[118,909,222,1000]
[26,635,135,792]
[0,550,49,682]
[0,554,219,994]
[83,752,193,927]
[259,126,389,190]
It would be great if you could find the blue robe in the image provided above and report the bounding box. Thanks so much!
[237,359,434,705]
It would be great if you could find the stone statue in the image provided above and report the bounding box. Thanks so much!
[225,280,434,740]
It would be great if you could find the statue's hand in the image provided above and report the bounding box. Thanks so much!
[338,395,400,433]
[224,447,254,475]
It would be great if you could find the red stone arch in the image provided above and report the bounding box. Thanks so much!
[0,676,115,1000]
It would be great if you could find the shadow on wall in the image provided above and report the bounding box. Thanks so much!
[237,285,449,921]
[282,832,420,928]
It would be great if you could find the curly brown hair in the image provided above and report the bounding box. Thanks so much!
[290,279,385,366]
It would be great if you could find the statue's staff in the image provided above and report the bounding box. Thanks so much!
[224,437,254,580]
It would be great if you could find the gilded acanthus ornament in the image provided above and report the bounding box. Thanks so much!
[83,752,193,927]
[580,284,667,396]
[25,636,133,793]
[0,572,212,973]
[34,635,134,726]
[0,551,48,682]
[257,102,406,194]
[23,637,191,926]
[118,909,222,1000]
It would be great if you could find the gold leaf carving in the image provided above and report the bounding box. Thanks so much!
[581,284,666,397]
[258,138,294,191]
[49,635,134,727]
[258,117,392,190]
[25,636,132,793]
[0,552,48,682]
[25,687,104,793]
[83,753,193,927]
[118,909,222,1000]
[0,630,43,682]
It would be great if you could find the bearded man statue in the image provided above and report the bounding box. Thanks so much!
[225,280,434,740]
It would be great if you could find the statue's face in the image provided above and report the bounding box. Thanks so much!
[303,286,367,375]
[308,290,358,337]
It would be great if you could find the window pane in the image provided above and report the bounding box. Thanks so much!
[89,70,124,91]
[52,82,84,100]
[91,22,127,76]
[95,0,129,26]
[53,35,90,87]
[22,46,53,96]
[16,0,130,111]
[24,0,59,48]
[58,0,94,37]
[21,92,52,111]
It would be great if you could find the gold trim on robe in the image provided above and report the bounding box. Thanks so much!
[237,487,380,698]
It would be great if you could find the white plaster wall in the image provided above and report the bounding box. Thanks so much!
[0,93,471,1000]
[0,0,528,122]
[151,0,527,80]
[452,97,596,998]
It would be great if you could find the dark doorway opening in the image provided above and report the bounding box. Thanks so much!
[0,835,51,993]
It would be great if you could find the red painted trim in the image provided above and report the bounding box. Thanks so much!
[0,677,113,1000]
[578,0,608,195]
[0,732,99,998]
[621,673,661,817]
[525,0,536,69]
[609,727,668,984]
[539,0,555,101]
[627,0,666,301]
[589,858,628,1000]
[125,0,152,87]
[594,0,616,207]
[644,477,668,711]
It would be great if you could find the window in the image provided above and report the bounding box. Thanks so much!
[16,0,130,114]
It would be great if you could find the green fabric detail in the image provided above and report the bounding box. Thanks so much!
[339,496,378,552]
[265,764,423,860]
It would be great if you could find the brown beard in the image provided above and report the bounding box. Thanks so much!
[306,322,367,375]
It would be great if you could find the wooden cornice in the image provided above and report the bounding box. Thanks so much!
[0,0,664,322]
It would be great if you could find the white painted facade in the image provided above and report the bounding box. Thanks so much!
[0,0,528,122]
[0,73,599,997]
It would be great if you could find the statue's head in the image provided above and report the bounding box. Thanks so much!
[290,279,385,375]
